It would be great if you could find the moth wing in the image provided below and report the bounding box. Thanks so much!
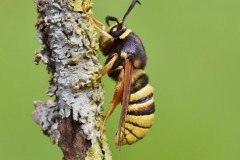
[117,57,133,147]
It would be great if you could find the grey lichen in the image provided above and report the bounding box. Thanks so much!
[33,0,111,159]
[33,100,60,141]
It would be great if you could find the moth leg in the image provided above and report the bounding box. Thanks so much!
[96,26,114,53]
[96,53,118,81]
[91,18,114,53]
[90,16,105,28]
[101,68,124,134]
[109,66,123,74]
[95,24,113,39]
[91,15,113,43]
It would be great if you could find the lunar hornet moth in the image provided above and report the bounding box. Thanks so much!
[96,0,155,147]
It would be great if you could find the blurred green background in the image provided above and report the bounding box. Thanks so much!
[1,0,240,160]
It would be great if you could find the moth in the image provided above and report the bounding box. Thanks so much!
[97,0,155,146]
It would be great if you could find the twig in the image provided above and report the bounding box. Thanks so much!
[32,0,111,159]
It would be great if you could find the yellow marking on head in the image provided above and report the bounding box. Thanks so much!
[119,29,132,39]
[126,114,154,128]
[130,84,153,102]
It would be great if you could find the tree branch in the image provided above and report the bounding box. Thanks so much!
[32,0,111,159]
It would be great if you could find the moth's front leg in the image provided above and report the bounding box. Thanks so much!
[99,30,114,54]
[101,68,124,135]
[96,53,118,81]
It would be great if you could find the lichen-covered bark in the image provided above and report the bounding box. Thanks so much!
[32,0,111,159]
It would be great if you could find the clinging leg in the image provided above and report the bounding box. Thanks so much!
[89,15,114,52]
[96,53,118,81]
[101,68,124,134]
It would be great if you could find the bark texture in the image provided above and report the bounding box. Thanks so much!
[32,0,111,159]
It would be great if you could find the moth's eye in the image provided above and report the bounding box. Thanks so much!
[112,27,117,32]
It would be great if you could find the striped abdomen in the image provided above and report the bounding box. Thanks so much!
[116,69,155,145]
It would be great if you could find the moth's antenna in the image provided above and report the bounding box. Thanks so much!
[122,0,141,23]
[105,16,119,26]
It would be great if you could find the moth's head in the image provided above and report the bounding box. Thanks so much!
[106,18,126,38]
[105,0,141,39]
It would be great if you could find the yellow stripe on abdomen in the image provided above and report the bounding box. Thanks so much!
[130,84,153,102]
[125,122,149,138]
[128,98,154,112]
[126,114,154,128]
[115,70,155,146]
